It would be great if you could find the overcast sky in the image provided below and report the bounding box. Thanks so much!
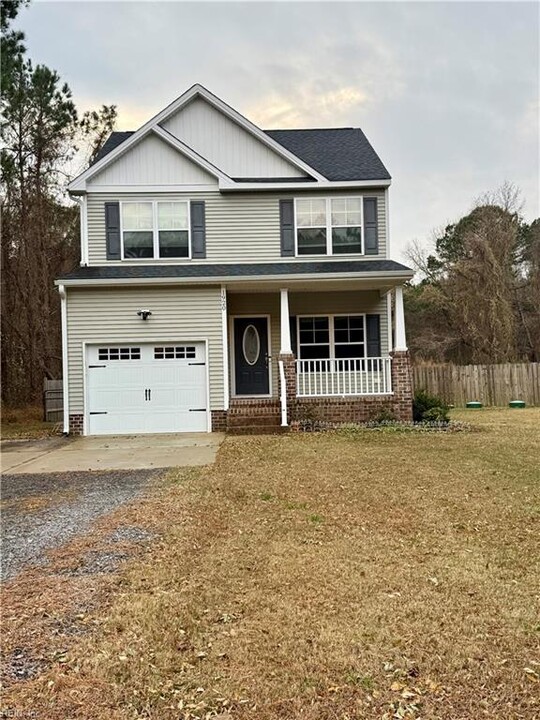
[16,1,539,260]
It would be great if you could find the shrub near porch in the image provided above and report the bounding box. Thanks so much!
[3,408,539,719]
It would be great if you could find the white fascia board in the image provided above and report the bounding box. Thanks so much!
[68,83,327,192]
[82,184,218,194]
[219,178,392,192]
[55,270,413,288]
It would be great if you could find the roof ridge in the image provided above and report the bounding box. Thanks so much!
[265,127,357,133]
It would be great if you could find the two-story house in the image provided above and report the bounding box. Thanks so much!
[57,84,414,436]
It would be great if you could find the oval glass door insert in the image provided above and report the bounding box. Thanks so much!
[242,324,261,366]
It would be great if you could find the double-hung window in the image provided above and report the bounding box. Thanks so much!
[295,199,327,255]
[297,315,366,361]
[121,201,189,259]
[295,198,363,256]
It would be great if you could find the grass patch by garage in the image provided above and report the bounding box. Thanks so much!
[2,408,539,719]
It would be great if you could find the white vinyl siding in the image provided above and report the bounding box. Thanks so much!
[86,190,387,265]
[88,133,216,187]
[160,97,306,179]
[66,286,224,413]
[227,290,389,398]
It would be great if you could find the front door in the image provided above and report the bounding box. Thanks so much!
[234,317,270,395]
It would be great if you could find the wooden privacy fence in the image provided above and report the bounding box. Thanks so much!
[412,363,540,407]
[43,379,63,422]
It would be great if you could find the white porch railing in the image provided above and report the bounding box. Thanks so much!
[296,357,392,397]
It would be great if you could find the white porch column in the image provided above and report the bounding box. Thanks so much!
[280,288,292,354]
[386,291,393,353]
[221,285,229,410]
[394,285,408,351]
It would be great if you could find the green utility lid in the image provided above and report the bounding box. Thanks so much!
[509,400,526,408]
[466,401,483,409]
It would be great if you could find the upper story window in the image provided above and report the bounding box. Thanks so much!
[295,197,363,256]
[121,201,189,259]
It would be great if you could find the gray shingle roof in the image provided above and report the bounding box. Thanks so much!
[59,260,412,282]
[92,132,134,164]
[265,128,391,181]
[91,127,391,181]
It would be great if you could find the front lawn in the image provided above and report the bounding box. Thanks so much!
[3,408,539,719]
[1,405,57,439]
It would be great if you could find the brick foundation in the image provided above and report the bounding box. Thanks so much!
[211,410,228,432]
[69,414,84,435]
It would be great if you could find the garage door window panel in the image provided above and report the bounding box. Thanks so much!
[98,347,141,361]
[154,346,196,360]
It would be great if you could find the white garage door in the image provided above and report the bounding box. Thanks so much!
[86,343,208,435]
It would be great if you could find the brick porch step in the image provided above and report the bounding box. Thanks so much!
[227,414,281,428]
[227,424,288,435]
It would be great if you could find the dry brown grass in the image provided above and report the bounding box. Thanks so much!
[2,408,539,719]
[1,405,57,439]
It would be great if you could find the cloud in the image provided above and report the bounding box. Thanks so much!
[14,0,540,259]
[248,86,369,128]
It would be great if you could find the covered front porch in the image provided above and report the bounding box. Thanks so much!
[221,278,410,429]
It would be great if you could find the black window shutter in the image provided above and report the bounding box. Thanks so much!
[366,314,381,356]
[363,197,378,255]
[105,202,121,260]
[190,201,206,258]
[289,316,297,357]
[280,199,295,257]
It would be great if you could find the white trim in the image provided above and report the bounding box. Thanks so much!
[58,285,70,434]
[82,338,211,436]
[278,359,288,427]
[384,187,390,259]
[394,285,407,351]
[220,286,229,411]
[386,291,393,353]
[82,184,217,195]
[229,314,272,398]
[56,270,414,288]
[280,288,292,354]
[296,313,368,362]
[294,196,364,258]
[219,179,391,192]
[119,200,191,261]
[204,338,212,433]
[68,84,325,192]
[73,196,89,266]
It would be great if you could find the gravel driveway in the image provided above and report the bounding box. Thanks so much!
[1,469,160,582]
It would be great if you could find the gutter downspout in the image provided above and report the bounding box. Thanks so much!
[58,284,69,435]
